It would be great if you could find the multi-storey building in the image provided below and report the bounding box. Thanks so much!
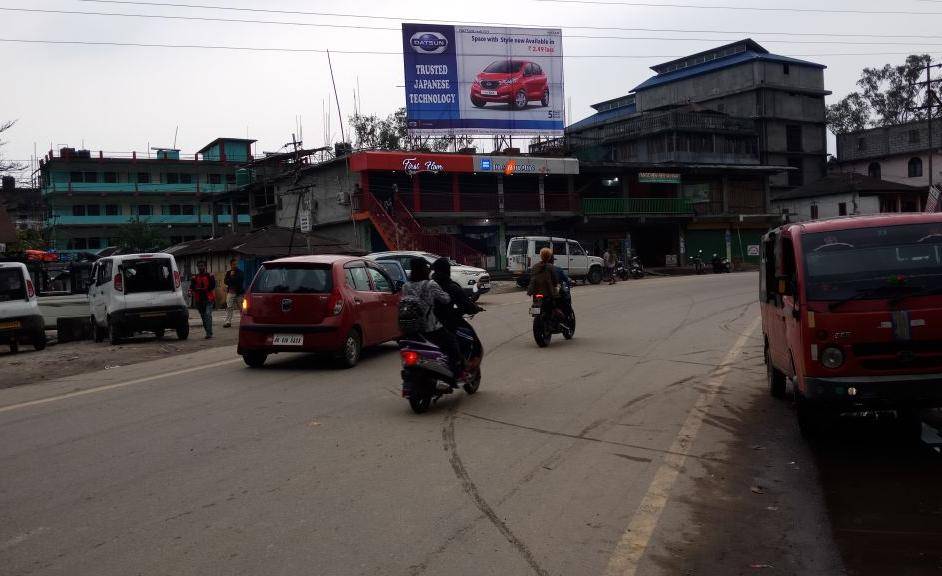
[836,119,942,188]
[38,138,254,255]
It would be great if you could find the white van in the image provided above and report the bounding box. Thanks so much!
[0,262,46,353]
[89,254,189,344]
[507,237,604,286]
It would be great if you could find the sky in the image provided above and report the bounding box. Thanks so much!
[2,0,942,176]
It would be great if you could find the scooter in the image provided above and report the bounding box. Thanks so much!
[399,315,483,414]
[692,250,706,274]
[530,286,575,348]
[615,260,631,281]
[628,255,644,279]
[711,253,731,273]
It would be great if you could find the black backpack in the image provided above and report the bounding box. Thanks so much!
[398,282,431,334]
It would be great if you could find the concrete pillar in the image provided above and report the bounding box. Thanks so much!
[497,174,505,214]
[763,176,771,214]
[722,176,730,215]
[230,197,237,232]
[497,221,506,271]
[538,174,546,213]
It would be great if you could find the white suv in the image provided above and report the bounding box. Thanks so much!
[0,262,46,353]
[89,254,189,344]
[507,237,604,286]
[367,251,491,301]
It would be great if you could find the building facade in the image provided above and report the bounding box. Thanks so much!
[836,119,942,188]
[38,138,254,255]
[771,173,926,222]
[1,175,44,231]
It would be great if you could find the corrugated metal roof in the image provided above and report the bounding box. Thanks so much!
[632,51,825,93]
[567,103,638,132]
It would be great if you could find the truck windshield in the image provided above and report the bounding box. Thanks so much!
[0,269,26,302]
[802,223,942,301]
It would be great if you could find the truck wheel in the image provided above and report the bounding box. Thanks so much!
[33,331,47,351]
[766,346,786,399]
[587,267,603,285]
[108,319,121,345]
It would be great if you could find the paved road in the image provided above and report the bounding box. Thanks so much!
[2,273,934,575]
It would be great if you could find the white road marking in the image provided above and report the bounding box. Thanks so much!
[0,358,242,414]
[603,315,761,576]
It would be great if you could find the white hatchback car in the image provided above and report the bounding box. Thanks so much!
[89,253,190,344]
[367,251,491,301]
[0,262,46,353]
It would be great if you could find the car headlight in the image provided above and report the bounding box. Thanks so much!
[821,346,844,369]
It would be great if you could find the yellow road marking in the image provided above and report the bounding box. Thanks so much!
[0,358,242,414]
[603,315,761,576]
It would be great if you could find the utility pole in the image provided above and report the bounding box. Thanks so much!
[908,61,942,189]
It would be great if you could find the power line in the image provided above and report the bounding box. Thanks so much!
[6,6,942,46]
[533,0,942,15]
[0,37,937,59]
[73,0,942,35]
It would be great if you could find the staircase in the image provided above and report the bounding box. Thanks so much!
[353,190,485,268]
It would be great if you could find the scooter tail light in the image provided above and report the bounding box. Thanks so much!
[535,294,544,299]
[113,273,123,292]
[401,350,420,366]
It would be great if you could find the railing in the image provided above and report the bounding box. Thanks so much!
[583,197,695,215]
[379,192,577,214]
[48,214,251,225]
[42,182,236,195]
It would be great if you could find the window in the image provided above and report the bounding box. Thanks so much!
[166,173,179,184]
[104,172,117,183]
[181,204,194,215]
[868,162,882,180]
[857,138,867,151]
[180,173,192,184]
[71,238,88,250]
[838,202,847,216]
[786,125,802,152]
[908,157,923,178]
[568,241,586,256]
[70,171,83,183]
[810,204,819,220]
[87,237,101,249]
[367,267,392,292]
[208,174,222,185]
[86,204,100,216]
[781,207,790,215]
[105,204,119,216]
[533,240,551,255]
[226,174,236,185]
[787,158,803,187]
[346,266,371,291]
[84,172,98,183]
[123,258,175,294]
[167,204,181,216]
[254,265,333,294]
[137,172,151,184]
[72,205,86,216]
[137,204,152,216]
[96,260,112,285]
[909,130,921,144]
[552,241,567,257]
[783,63,790,75]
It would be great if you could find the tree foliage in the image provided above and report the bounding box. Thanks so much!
[7,228,46,253]
[348,107,475,152]
[827,54,938,134]
[114,217,168,252]
[0,120,26,174]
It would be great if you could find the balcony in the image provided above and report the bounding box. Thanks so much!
[49,214,251,225]
[583,197,695,216]
[42,182,235,196]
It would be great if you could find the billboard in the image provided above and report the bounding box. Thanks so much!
[402,24,565,136]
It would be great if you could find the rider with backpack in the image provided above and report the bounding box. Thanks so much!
[399,258,460,381]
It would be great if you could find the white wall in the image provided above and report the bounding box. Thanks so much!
[772,193,880,222]
[840,153,940,188]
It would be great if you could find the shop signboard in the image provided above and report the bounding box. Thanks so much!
[402,24,565,135]
[639,172,682,184]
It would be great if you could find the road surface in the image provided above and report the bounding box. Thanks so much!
[2,273,938,575]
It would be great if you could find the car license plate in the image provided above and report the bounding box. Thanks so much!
[530,307,542,316]
[0,320,21,330]
[481,90,498,96]
[272,334,303,346]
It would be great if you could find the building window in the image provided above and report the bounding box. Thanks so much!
[857,138,866,151]
[208,174,222,185]
[166,173,180,184]
[86,204,100,216]
[137,204,152,216]
[72,205,86,216]
[70,171,83,183]
[83,172,98,183]
[908,157,923,178]
[138,172,151,184]
[810,204,819,220]
[783,63,790,75]
[103,172,117,183]
[105,204,119,216]
[786,125,802,152]
[87,237,100,249]
[787,158,803,187]
[868,162,882,180]
[839,202,847,216]
[70,238,88,250]
[180,173,192,184]
[167,204,181,216]
[902,197,919,212]
[181,204,194,215]
[226,174,237,185]
[910,130,921,144]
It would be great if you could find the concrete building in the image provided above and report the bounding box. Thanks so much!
[835,119,942,188]
[38,138,254,256]
[1,176,44,231]
[771,173,926,222]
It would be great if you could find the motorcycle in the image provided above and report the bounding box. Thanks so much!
[615,260,631,281]
[711,253,731,273]
[399,314,483,414]
[692,250,706,275]
[628,255,644,279]
[530,286,575,348]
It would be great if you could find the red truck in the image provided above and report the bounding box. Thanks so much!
[761,213,942,438]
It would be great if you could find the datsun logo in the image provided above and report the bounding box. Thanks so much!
[410,32,448,54]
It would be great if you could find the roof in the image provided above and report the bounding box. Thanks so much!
[567,104,638,133]
[791,212,942,235]
[772,173,925,201]
[632,40,825,93]
[197,138,257,154]
[165,227,364,258]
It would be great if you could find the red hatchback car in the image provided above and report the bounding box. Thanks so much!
[238,255,401,368]
[470,60,549,110]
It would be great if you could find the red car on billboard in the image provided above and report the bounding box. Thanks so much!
[470,60,549,110]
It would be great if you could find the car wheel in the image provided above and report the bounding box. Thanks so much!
[242,351,268,368]
[337,328,362,368]
[541,88,549,107]
[154,329,165,340]
[176,322,189,341]
[766,346,787,398]
[108,319,121,345]
[471,96,486,108]
[587,266,603,285]
[33,330,47,351]
[93,316,105,343]
[513,90,527,109]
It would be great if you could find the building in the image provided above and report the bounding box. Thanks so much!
[1,175,44,231]
[38,138,255,256]
[835,119,942,188]
[772,173,927,222]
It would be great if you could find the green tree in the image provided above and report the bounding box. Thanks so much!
[114,217,167,252]
[7,228,46,253]
[349,107,475,152]
[825,93,870,134]
[0,119,26,174]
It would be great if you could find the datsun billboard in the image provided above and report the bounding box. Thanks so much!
[402,24,565,136]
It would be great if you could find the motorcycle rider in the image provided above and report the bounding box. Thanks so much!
[527,247,560,303]
[431,258,484,378]
[402,258,460,384]
[551,256,575,324]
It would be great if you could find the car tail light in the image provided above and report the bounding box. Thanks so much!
[173,270,181,289]
[26,279,35,299]
[241,295,251,317]
[114,273,123,292]
[329,291,344,316]
[401,350,420,366]
[535,294,544,300]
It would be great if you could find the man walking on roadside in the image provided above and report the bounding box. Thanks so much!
[223,258,245,328]
[603,246,617,285]
[190,260,216,339]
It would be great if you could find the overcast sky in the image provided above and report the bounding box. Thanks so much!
[2,0,941,172]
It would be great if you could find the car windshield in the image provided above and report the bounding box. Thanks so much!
[0,269,26,302]
[483,60,522,74]
[253,265,332,294]
[802,223,942,301]
[122,259,174,294]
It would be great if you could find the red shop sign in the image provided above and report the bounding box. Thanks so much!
[348,151,474,175]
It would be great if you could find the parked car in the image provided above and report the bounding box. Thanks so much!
[507,237,604,286]
[238,255,401,368]
[0,262,46,353]
[89,253,189,345]
[367,251,491,301]
[470,60,549,110]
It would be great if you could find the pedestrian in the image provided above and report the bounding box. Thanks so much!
[190,260,216,339]
[223,258,245,328]
[603,247,617,285]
